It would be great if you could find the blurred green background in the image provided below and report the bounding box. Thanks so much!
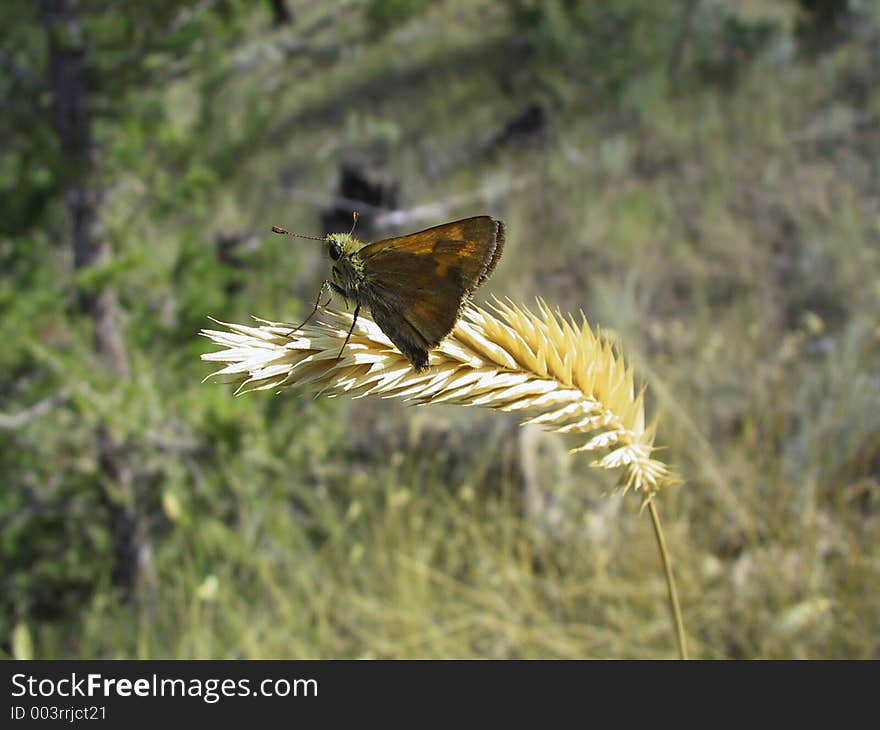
[2,0,879,659]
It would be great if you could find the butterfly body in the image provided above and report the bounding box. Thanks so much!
[277,216,505,371]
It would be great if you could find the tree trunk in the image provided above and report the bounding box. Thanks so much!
[667,0,701,82]
[42,0,155,604]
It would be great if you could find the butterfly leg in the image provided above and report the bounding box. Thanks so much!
[336,303,360,360]
[285,280,331,338]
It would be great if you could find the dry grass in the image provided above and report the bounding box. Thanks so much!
[202,297,689,657]
[202,299,677,498]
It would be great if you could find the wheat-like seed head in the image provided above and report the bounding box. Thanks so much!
[201,299,677,497]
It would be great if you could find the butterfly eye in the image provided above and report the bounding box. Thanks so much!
[328,241,343,261]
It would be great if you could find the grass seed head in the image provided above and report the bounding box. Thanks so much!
[202,299,677,496]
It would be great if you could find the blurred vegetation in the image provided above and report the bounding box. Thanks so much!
[1,0,879,658]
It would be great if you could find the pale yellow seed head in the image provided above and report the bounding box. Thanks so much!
[201,299,677,496]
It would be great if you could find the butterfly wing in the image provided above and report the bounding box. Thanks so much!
[355,216,504,369]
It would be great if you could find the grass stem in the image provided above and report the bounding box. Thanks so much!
[647,499,687,659]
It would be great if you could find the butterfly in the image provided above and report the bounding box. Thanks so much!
[272,215,505,371]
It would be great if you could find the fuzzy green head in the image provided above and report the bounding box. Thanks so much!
[325,232,366,262]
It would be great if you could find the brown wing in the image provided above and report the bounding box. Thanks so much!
[356,217,505,351]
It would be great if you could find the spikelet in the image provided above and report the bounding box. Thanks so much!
[201,299,676,496]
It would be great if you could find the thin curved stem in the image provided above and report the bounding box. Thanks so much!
[647,499,688,659]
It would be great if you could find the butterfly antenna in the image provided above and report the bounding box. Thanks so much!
[271,226,325,242]
[348,211,359,236]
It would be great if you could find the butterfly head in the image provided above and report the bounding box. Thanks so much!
[273,211,365,262]
[325,232,362,261]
